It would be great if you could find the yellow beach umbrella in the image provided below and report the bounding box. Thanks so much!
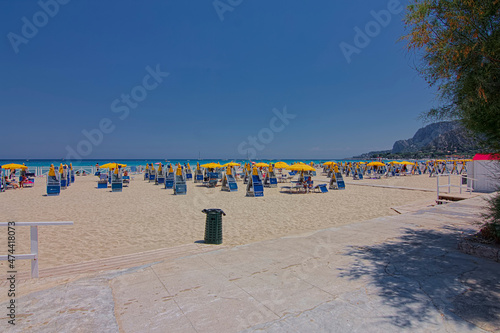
[226,166,232,175]
[168,164,174,173]
[100,163,127,169]
[158,163,163,172]
[274,161,289,168]
[196,162,200,170]
[201,162,222,169]
[323,161,337,166]
[187,163,191,169]
[59,164,64,174]
[176,164,182,176]
[269,164,274,172]
[367,161,385,167]
[399,161,415,166]
[222,162,241,167]
[286,164,315,172]
[48,164,56,177]
[252,167,259,175]
[254,162,269,167]
[1,163,28,170]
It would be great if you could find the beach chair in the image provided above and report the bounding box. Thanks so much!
[206,172,218,188]
[221,173,238,192]
[264,169,278,188]
[46,174,61,196]
[156,169,165,185]
[194,168,203,183]
[111,169,123,192]
[356,168,363,180]
[122,175,130,186]
[165,173,174,189]
[174,175,187,195]
[60,167,68,189]
[335,172,345,190]
[246,174,264,197]
[185,167,193,180]
[97,173,108,189]
[0,173,4,192]
[329,173,338,189]
[23,178,35,188]
[313,184,328,193]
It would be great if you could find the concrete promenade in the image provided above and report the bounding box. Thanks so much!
[1,195,499,332]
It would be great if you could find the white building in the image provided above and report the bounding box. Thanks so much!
[467,154,500,193]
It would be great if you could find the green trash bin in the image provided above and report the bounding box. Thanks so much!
[202,209,226,244]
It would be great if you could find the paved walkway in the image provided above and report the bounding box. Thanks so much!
[2,196,500,332]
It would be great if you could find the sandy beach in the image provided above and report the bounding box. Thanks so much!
[0,172,464,274]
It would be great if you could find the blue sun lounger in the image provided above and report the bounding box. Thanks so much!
[174,175,187,195]
[221,174,238,192]
[335,172,345,190]
[314,184,328,193]
[206,172,219,188]
[46,175,61,196]
[165,173,174,189]
[246,175,264,197]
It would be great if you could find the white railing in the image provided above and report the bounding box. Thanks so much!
[37,166,95,177]
[0,221,74,278]
[437,174,475,199]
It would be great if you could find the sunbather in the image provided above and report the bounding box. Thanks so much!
[5,176,19,189]
[19,175,28,188]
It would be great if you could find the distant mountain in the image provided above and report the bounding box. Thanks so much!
[354,121,480,159]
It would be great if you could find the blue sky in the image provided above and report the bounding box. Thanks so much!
[0,0,436,160]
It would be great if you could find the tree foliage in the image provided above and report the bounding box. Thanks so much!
[402,0,500,152]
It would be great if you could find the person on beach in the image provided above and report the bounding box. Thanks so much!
[19,175,28,188]
[5,176,19,189]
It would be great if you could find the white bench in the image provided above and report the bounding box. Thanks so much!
[0,221,74,278]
